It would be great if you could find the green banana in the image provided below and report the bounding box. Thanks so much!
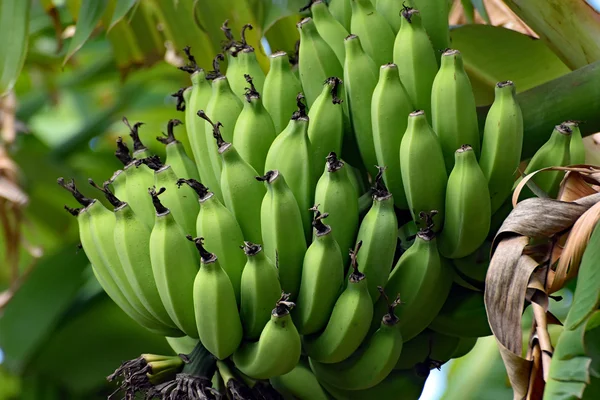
[293,206,345,335]
[148,187,199,338]
[232,74,277,175]
[375,0,402,32]
[431,49,481,172]
[156,119,201,182]
[452,240,491,286]
[349,0,395,67]
[520,123,572,199]
[297,17,344,107]
[189,236,243,359]
[303,242,373,363]
[304,0,349,65]
[239,242,282,340]
[479,81,524,213]
[314,152,359,267]
[328,0,352,31]
[400,110,447,230]
[115,137,156,229]
[452,337,478,359]
[177,178,245,303]
[428,284,492,338]
[405,0,450,58]
[256,170,307,299]
[226,24,266,103]
[262,51,303,134]
[392,7,438,121]
[307,77,345,170]
[373,214,453,341]
[394,329,463,370]
[203,54,244,187]
[309,288,403,390]
[108,169,127,204]
[199,110,265,244]
[566,120,586,164]
[233,293,302,379]
[371,63,413,209]
[264,94,315,238]
[343,34,379,179]
[351,168,398,302]
[269,359,330,400]
[438,145,491,259]
[123,117,151,159]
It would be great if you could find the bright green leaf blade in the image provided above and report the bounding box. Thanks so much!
[264,14,300,56]
[0,0,30,95]
[471,0,490,24]
[262,0,305,32]
[63,0,109,65]
[108,0,137,31]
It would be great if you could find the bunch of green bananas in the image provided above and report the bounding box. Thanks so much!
[59,1,586,399]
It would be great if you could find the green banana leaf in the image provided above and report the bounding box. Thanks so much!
[0,0,30,95]
[107,0,138,30]
[63,0,109,65]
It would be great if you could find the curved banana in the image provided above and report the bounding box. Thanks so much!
[428,284,492,338]
[199,111,265,244]
[108,169,127,203]
[256,170,307,299]
[177,178,245,303]
[400,110,447,230]
[269,359,330,400]
[264,94,315,238]
[328,0,351,31]
[148,187,199,338]
[431,49,481,172]
[394,329,462,370]
[438,145,491,259]
[157,119,200,182]
[373,215,453,341]
[303,242,373,363]
[314,152,359,266]
[566,120,585,164]
[123,117,151,159]
[232,74,277,175]
[305,0,349,65]
[226,24,266,103]
[452,240,491,286]
[262,51,303,134]
[349,0,395,67]
[309,288,403,390]
[308,77,345,169]
[392,7,437,121]
[297,17,344,107]
[479,81,524,213]
[189,236,243,359]
[239,242,282,340]
[375,0,402,32]
[233,293,302,379]
[452,337,478,359]
[352,167,398,302]
[405,0,450,58]
[293,206,345,335]
[343,34,379,179]
[371,63,413,209]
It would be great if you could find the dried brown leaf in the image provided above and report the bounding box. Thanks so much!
[526,340,544,400]
[557,170,598,202]
[497,339,533,400]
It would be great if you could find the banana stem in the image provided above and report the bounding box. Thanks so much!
[216,360,254,400]
[181,340,217,378]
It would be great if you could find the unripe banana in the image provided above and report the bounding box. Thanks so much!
[349,0,395,67]
[199,111,265,244]
[226,24,266,103]
[310,288,403,390]
[438,145,491,259]
[232,74,277,175]
[148,187,199,338]
[400,110,447,230]
[405,0,450,58]
[297,17,344,107]
[303,0,349,65]
[314,152,359,266]
[394,329,474,370]
[479,81,524,213]
[123,117,151,159]
[375,0,402,32]
[352,168,398,302]
[264,94,315,238]
[177,178,245,303]
[328,0,352,31]
[257,170,307,299]
[431,49,481,172]
[203,54,244,185]
[233,293,302,379]
[262,51,303,134]
[303,242,373,363]
[239,242,282,340]
[156,119,200,182]
[293,206,344,335]
[371,63,413,209]
[307,77,345,169]
[428,284,492,338]
[373,216,453,341]
[189,236,243,359]
[108,169,127,203]
[521,123,572,199]
[115,136,155,229]
[269,359,330,400]
[565,120,585,164]
[392,7,437,121]
[452,240,491,286]
[343,34,379,179]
